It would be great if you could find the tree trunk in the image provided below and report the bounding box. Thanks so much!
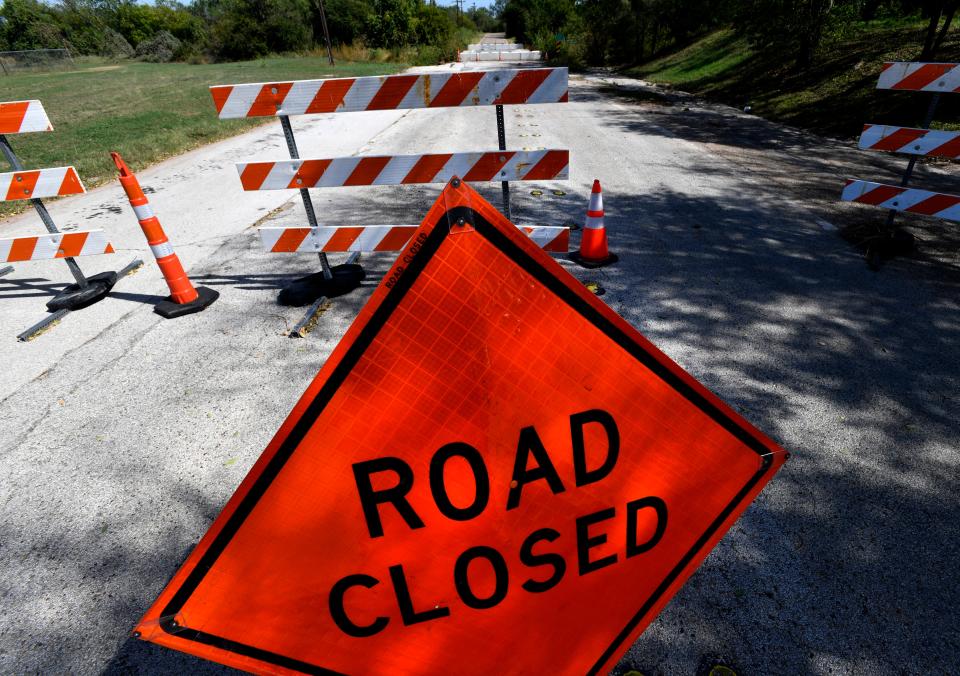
[931,1,959,57]
[920,4,944,59]
[796,0,833,70]
[861,0,881,20]
[635,16,646,62]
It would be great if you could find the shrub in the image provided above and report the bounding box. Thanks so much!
[101,27,135,58]
[135,30,181,62]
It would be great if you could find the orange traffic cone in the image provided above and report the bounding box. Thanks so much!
[112,152,219,318]
[571,179,618,268]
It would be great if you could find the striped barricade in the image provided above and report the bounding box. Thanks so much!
[858,124,960,158]
[237,150,569,190]
[211,67,571,307]
[0,98,133,338]
[841,180,960,222]
[0,100,53,134]
[0,167,85,201]
[467,43,523,51]
[1,230,115,262]
[211,68,567,118]
[877,62,960,91]
[260,225,569,254]
[459,51,543,63]
[843,62,960,267]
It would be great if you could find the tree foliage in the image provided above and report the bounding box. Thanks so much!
[0,0,470,61]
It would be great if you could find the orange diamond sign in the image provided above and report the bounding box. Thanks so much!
[135,179,787,674]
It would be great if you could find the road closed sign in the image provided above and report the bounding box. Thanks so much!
[135,179,787,674]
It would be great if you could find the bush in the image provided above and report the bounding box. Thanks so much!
[323,0,373,45]
[367,0,417,47]
[211,0,312,60]
[135,30,181,62]
[101,27,135,58]
[414,3,453,48]
[410,44,443,65]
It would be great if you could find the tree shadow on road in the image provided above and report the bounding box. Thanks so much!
[583,187,959,673]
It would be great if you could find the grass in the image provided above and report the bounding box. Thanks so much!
[625,29,753,87]
[621,19,960,139]
[1,56,407,216]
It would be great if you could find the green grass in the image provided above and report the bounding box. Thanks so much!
[625,29,753,87]
[621,20,960,139]
[1,56,406,215]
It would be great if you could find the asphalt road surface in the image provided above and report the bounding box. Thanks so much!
[0,63,957,675]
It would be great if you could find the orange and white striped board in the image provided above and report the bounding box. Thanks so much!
[238,150,569,190]
[259,224,570,253]
[0,167,85,202]
[0,100,53,134]
[859,124,960,157]
[841,179,960,222]
[211,68,568,119]
[0,230,114,263]
[877,62,960,92]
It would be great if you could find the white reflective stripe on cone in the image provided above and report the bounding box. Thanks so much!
[134,203,155,220]
[584,215,604,230]
[150,241,175,259]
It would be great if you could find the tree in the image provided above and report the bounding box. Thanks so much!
[919,0,959,59]
[0,0,66,50]
[734,0,835,70]
[319,0,372,45]
[211,0,312,59]
[367,0,416,47]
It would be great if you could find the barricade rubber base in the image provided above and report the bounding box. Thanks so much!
[569,251,619,269]
[155,286,220,319]
[46,271,118,312]
[866,229,915,270]
[278,264,365,307]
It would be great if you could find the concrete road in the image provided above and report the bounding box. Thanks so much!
[0,63,957,675]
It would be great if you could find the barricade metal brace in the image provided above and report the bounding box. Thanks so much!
[210,68,570,308]
[0,99,138,338]
[0,134,87,287]
[883,93,941,229]
[278,114,332,281]
[842,61,960,267]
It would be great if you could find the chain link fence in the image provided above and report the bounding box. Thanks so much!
[0,49,75,75]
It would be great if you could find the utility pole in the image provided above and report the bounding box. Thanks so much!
[316,0,335,66]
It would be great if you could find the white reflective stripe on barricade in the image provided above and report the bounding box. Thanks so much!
[841,179,960,222]
[260,225,570,253]
[238,150,570,190]
[0,230,115,262]
[0,100,53,134]
[877,62,960,92]
[0,167,85,202]
[211,68,568,119]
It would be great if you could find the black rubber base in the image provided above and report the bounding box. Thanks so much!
[278,264,365,307]
[155,286,220,319]
[866,229,915,271]
[569,251,619,269]
[46,271,118,312]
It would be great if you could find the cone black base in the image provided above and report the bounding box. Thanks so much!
[277,264,366,307]
[46,271,118,312]
[154,286,220,319]
[569,251,619,269]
